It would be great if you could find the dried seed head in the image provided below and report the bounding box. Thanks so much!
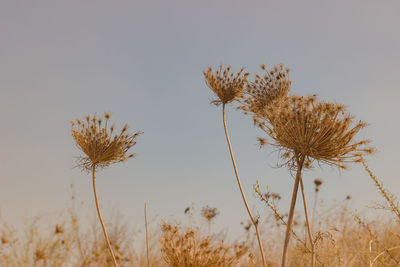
[201,206,219,222]
[314,179,323,192]
[257,137,269,148]
[1,236,8,244]
[160,221,245,266]
[71,113,143,171]
[35,247,47,262]
[184,207,191,214]
[203,65,249,105]
[239,63,291,119]
[254,94,373,170]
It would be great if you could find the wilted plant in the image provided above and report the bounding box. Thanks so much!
[267,95,372,267]
[71,112,143,267]
[160,222,248,267]
[240,66,374,267]
[203,65,267,266]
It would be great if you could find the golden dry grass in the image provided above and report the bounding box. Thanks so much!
[1,197,400,267]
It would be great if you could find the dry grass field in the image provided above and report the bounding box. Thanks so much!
[1,187,399,267]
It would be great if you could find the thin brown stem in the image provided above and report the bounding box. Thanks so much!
[311,190,318,230]
[145,203,150,267]
[300,176,315,267]
[281,155,304,267]
[92,165,119,267]
[222,104,267,267]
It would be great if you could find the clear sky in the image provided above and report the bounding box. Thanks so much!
[1,0,399,236]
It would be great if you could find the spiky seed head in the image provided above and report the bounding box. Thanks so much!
[71,113,143,171]
[201,206,219,222]
[255,94,374,170]
[203,65,249,105]
[104,112,111,120]
[238,63,291,119]
[257,137,268,148]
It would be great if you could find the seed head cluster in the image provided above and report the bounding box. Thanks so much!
[254,94,374,169]
[203,65,249,105]
[201,206,219,222]
[71,113,143,171]
[239,63,291,118]
[160,222,248,267]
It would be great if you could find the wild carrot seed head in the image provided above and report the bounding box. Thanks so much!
[203,65,249,105]
[71,113,143,171]
[201,206,219,222]
[255,94,374,170]
[239,63,291,119]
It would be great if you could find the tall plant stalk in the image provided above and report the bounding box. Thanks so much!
[71,113,142,267]
[281,155,304,267]
[239,65,374,267]
[222,104,267,267]
[92,165,118,267]
[299,176,315,267]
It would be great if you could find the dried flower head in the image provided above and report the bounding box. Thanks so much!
[203,65,250,105]
[1,236,8,244]
[314,179,322,187]
[239,63,291,119]
[201,206,219,222]
[160,222,246,267]
[71,112,143,171]
[55,224,64,235]
[256,94,374,170]
[35,246,47,262]
[314,178,323,192]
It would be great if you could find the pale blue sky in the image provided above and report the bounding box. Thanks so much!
[1,0,399,235]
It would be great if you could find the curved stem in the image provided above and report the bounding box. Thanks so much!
[372,246,400,265]
[222,104,267,267]
[299,176,315,267]
[281,156,304,267]
[92,165,119,267]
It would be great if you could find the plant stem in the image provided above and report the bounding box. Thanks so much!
[361,158,400,223]
[281,156,304,267]
[311,190,318,230]
[92,165,119,267]
[300,176,315,267]
[145,203,150,267]
[222,104,267,267]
